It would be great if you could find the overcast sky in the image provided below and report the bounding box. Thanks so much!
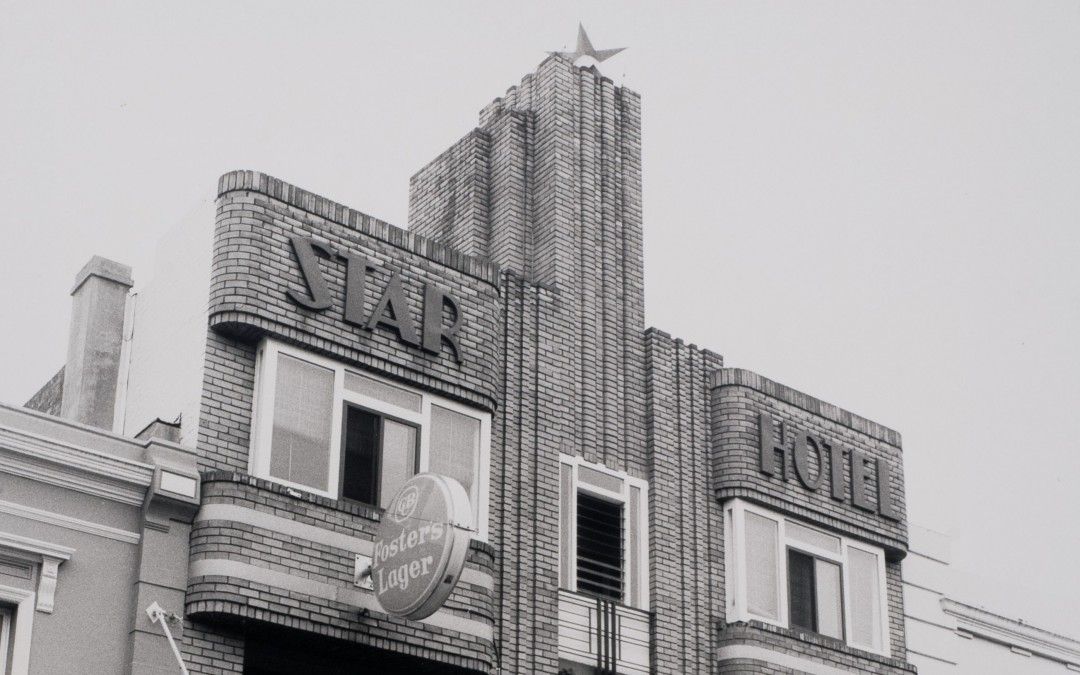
[2,0,1078,636]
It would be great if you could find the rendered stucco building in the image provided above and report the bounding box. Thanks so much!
[903,524,1080,674]
[2,53,918,674]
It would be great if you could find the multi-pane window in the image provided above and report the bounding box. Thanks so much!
[558,456,648,610]
[724,499,889,656]
[251,340,491,538]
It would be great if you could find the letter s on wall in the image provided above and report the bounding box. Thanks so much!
[287,235,336,310]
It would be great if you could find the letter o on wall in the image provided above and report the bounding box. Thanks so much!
[793,434,826,491]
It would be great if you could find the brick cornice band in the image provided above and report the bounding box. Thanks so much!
[711,368,902,448]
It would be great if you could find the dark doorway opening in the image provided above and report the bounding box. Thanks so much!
[243,624,479,674]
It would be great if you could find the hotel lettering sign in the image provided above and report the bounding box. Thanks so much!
[288,235,464,363]
[370,473,472,621]
[758,412,900,521]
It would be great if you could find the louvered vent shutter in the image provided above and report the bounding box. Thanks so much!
[576,492,623,600]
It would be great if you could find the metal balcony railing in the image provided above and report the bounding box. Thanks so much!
[557,589,651,675]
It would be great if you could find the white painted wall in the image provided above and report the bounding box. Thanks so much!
[905,524,1080,673]
[114,200,213,447]
[904,525,958,674]
[950,629,1078,675]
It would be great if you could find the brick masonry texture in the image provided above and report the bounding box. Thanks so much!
[408,130,491,258]
[181,622,245,674]
[410,55,648,473]
[717,622,917,674]
[409,55,657,672]
[409,54,912,673]
[189,170,506,670]
[711,367,910,663]
[712,367,909,556]
[210,169,502,412]
[643,329,726,673]
[182,474,496,671]
[180,54,915,674]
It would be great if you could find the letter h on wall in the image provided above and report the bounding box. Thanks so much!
[759,411,784,478]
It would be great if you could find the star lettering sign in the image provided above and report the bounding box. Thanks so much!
[550,24,626,65]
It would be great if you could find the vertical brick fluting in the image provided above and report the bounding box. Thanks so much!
[644,330,724,674]
[409,54,647,475]
[408,55,653,671]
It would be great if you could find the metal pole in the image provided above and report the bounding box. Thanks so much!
[145,602,190,675]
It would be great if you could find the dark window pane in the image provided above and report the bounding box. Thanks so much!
[788,549,817,632]
[342,406,380,505]
[577,492,623,600]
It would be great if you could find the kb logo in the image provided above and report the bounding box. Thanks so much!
[390,486,420,523]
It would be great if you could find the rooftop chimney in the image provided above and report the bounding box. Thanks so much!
[60,256,133,429]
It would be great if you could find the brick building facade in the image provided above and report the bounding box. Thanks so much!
[2,54,914,674]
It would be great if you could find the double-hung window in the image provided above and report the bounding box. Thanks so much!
[558,456,649,609]
[724,499,889,656]
[251,339,491,538]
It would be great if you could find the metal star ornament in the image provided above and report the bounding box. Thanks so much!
[551,24,625,64]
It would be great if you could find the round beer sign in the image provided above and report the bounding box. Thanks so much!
[371,473,473,621]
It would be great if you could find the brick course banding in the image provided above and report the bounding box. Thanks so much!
[184,474,496,670]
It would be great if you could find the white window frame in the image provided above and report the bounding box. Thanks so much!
[250,338,491,540]
[0,586,34,675]
[724,498,891,657]
[558,455,649,611]
[0,604,9,675]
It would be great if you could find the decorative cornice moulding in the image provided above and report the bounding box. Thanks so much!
[942,599,1080,666]
[0,423,154,506]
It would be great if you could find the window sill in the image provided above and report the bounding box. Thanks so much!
[204,470,384,520]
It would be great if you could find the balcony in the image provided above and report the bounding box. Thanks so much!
[557,589,651,674]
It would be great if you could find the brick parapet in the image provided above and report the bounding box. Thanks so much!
[711,368,908,557]
[218,170,499,286]
[711,368,901,446]
[407,130,492,258]
[185,474,496,671]
[717,621,917,674]
[195,472,497,571]
[209,176,503,412]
